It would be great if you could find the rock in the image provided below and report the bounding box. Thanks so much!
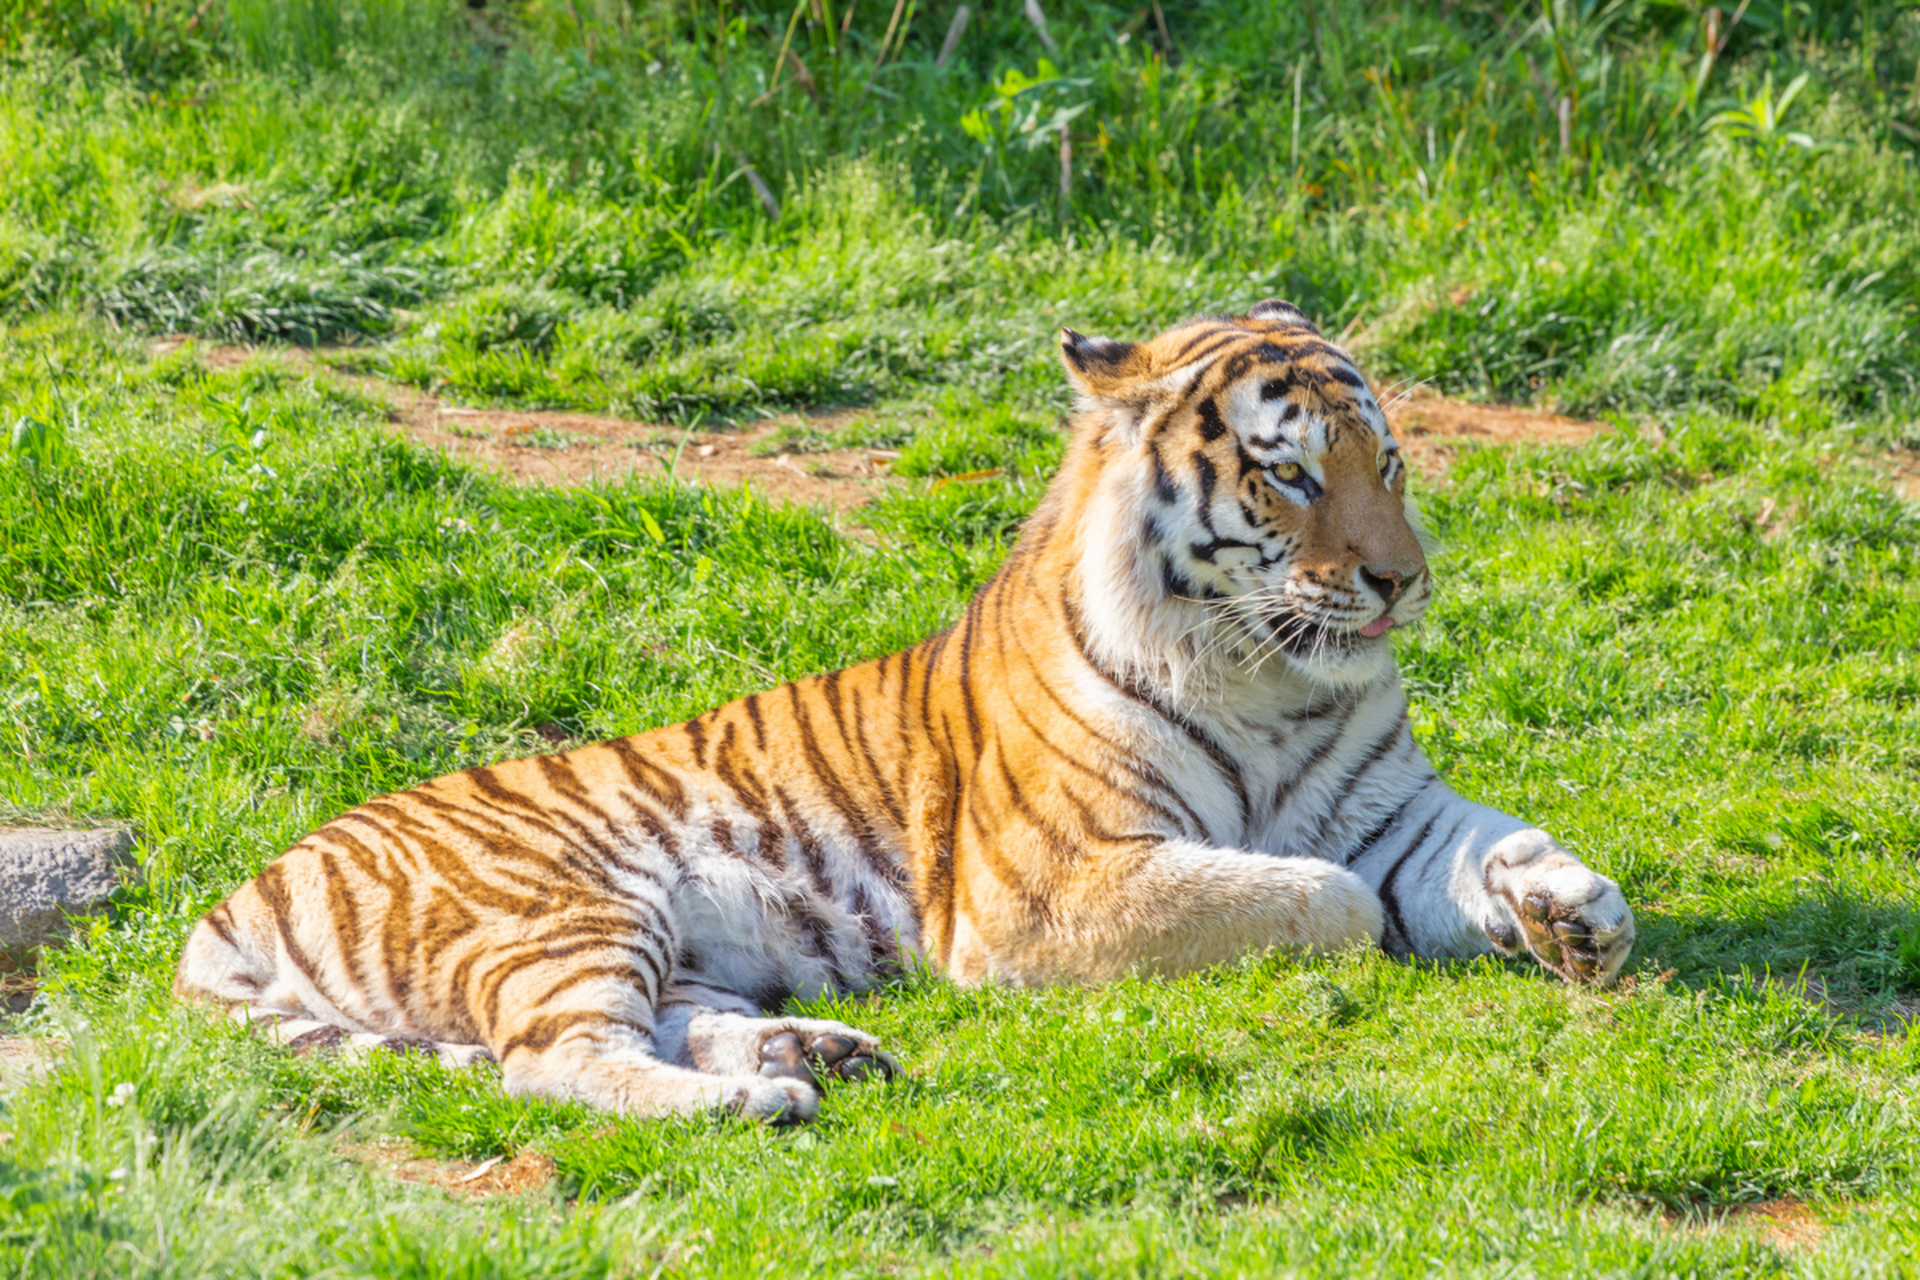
[0,828,140,963]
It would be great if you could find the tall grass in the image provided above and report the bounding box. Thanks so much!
[224,0,461,76]
[2,1,1917,419]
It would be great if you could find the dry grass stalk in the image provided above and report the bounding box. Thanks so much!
[936,5,968,68]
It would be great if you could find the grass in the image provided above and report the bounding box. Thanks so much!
[2,0,1920,1274]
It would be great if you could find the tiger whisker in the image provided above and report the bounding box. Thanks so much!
[1376,373,1438,419]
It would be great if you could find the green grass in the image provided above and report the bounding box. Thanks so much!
[3,1,1920,1275]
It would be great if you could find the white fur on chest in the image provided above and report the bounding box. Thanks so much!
[1073,657,1429,862]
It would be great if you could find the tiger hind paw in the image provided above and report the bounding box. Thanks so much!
[756,1026,901,1087]
[686,1012,900,1093]
[230,1006,496,1069]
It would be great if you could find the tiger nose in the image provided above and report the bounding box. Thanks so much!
[1359,565,1406,606]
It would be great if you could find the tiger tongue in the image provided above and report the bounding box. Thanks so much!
[1360,616,1395,639]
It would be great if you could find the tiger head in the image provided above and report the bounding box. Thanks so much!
[1057,300,1430,693]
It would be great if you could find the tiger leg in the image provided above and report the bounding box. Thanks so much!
[473,946,843,1122]
[228,1006,495,1068]
[965,842,1384,984]
[652,987,899,1090]
[178,880,878,1120]
[1347,785,1634,983]
[177,882,496,1067]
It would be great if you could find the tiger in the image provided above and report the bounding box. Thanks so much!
[175,300,1635,1122]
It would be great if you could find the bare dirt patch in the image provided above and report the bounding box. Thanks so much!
[1661,1196,1829,1252]
[1885,448,1920,503]
[401,400,899,512]
[149,336,901,512]
[1380,385,1609,477]
[343,1139,558,1200]
[1749,1199,1830,1251]
[153,339,1627,501]
[0,1035,59,1089]
[0,974,44,1089]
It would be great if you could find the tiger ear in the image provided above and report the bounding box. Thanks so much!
[1059,328,1143,396]
[1060,328,1153,439]
[1246,299,1319,334]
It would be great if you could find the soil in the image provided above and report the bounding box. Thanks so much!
[342,1139,558,1200]
[0,1033,57,1090]
[147,338,1633,508]
[151,336,903,512]
[1661,1196,1829,1252]
[1379,385,1607,475]
[1886,448,1920,503]
[396,400,900,512]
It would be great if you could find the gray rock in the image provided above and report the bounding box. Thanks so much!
[0,828,140,960]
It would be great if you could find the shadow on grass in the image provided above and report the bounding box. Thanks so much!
[1631,891,1920,1025]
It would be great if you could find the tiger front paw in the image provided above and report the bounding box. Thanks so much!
[1483,839,1635,985]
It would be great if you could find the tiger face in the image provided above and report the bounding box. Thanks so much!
[1061,299,1430,688]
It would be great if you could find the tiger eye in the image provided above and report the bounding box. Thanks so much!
[1272,461,1305,483]
[1378,454,1393,476]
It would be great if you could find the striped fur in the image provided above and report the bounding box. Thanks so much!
[176,302,1634,1121]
